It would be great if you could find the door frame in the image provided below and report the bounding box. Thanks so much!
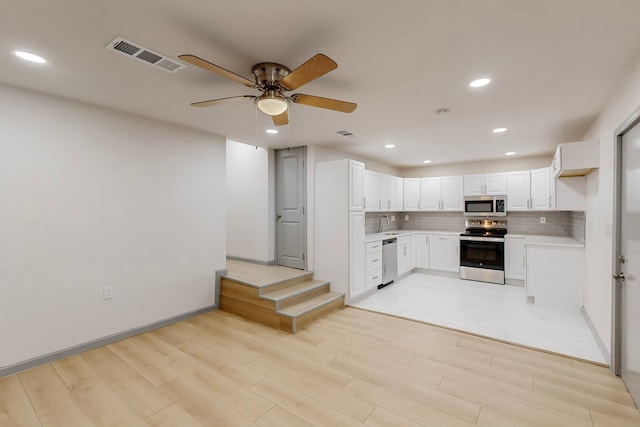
[274,146,307,270]
[611,104,640,375]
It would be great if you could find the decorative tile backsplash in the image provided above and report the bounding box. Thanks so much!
[365,210,586,241]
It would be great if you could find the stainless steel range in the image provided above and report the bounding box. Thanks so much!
[459,219,507,285]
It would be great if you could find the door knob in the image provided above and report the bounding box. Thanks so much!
[613,272,626,281]
[276,214,282,220]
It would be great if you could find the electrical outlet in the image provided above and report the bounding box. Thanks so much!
[391,215,395,222]
[540,217,546,224]
[103,286,114,300]
[405,215,409,221]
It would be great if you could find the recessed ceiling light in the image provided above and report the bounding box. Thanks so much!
[505,151,516,156]
[493,127,508,133]
[423,160,432,164]
[265,129,278,134]
[385,144,395,148]
[469,78,491,88]
[13,51,46,63]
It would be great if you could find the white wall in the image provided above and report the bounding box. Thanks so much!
[400,154,552,178]
[0,84,226,368]
[226,140,274,263]
[581,55,640,358]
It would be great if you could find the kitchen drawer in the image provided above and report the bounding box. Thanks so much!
[366,241,383,254]
[366,252,383,270]
[397,235,411,246]
[366,268,383,289]
[430,235,459,245]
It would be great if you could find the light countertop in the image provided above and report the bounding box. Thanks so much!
[505,234,584,248]
[365,229,461,242]
[366,230,584,248]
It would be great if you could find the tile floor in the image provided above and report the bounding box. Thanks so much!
[352,272,607,364]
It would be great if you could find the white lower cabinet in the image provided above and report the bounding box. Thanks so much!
[526,245,585,310]
[397,236,413,275]
[505,237,526,281]
[428,235,460,272]
[348,211,366,298]
[415,233,430,268]
[365,241,383,290]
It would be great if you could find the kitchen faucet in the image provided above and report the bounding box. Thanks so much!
[377,215,389,233]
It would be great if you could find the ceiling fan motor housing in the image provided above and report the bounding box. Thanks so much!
[252,63,290,91]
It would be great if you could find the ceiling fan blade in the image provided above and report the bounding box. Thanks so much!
[179,54,256,88]
[190,95,255,108]
[291,94,357,113]
[272,110,289,126]
[280,54,337,90]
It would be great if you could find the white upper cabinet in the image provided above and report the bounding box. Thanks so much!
[419,176,463,211]
[419,178,441,210]
[364,170,382,211]
[463,173,506,196]
[550,175,586,211]
[364,170,403,212]
[389,175,404,211]
[506,170,532,211]
[440,176,464,210]
[348,160,365,211]
[485,173,507,195]
[530,167,550,210]
[506,168,550,211]
[403,178,420,211]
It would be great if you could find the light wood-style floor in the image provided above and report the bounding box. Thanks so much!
[1,308,639,427]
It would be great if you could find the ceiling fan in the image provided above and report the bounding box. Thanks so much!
[178,53,357,126]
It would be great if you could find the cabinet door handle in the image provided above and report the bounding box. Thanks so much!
[372,258,379,263]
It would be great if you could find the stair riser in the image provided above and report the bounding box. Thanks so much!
[220,295,281,329]
[277,283,331,311]
[258,272,314,295]
[281,296,345,333]
[220,278,276,310]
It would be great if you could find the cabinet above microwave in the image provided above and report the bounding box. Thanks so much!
[552,140,599,177]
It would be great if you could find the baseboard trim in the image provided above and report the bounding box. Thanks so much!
[0,268,227,379]
[582,306,610,365]
[226,255,276,266]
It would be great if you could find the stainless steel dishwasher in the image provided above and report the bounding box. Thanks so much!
[380,238,398,288]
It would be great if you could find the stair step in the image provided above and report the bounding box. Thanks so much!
[277,292,344,318]
[258,272,315,295]
[262,280,330,309]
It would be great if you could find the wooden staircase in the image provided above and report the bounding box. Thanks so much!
[220,261,344,333]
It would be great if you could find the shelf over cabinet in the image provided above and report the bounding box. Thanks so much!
[552,140,599,177]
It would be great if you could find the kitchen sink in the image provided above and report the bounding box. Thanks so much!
[383,232,401,235]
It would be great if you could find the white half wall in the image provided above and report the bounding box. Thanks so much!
[0,84,226,368]
[226,140,274,263]
[582,55,640,358]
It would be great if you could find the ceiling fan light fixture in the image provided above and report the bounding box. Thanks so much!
[256,91,288,116]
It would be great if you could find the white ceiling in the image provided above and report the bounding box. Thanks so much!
[3,0,640,167]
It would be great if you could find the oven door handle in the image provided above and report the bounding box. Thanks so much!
[459,236,505,243]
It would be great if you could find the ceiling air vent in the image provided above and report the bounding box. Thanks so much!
[105,36,186,74]
[336,130,358,137]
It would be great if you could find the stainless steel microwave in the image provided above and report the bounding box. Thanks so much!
[463,195,507,217]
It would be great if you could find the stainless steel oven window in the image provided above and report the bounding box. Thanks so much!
[459,239,505,270]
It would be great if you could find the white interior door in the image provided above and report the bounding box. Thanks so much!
[616,118,640,406]
[275,147,306,269]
